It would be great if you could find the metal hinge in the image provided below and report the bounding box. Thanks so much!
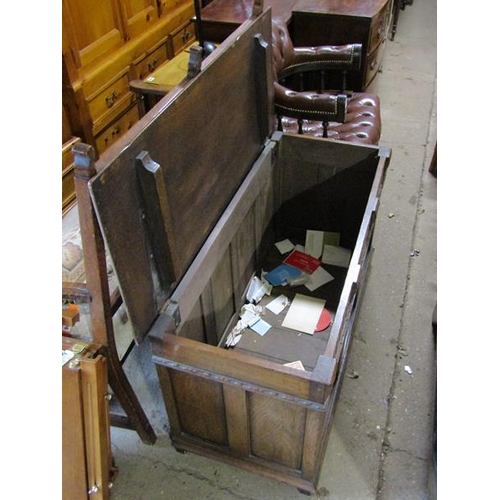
[88,484,100,495]
[165,301,181,328]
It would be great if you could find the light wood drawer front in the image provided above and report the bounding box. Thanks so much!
[62,164,76,211]
[368,5,389,53]
[62,136,80,172]
[91,94,137,137]
[87,74,132,124]
[170,20,196,56]
[135,42,169,80]
[95,104,140,155]
[62,136,80,213]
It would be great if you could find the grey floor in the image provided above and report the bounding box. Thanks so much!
[108,1,437,498]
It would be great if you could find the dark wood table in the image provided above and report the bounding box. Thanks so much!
[200,0,298,42]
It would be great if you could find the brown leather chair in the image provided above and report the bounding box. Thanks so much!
[272,18,381,145]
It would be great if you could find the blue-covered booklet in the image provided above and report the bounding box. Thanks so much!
[264,264,302,286]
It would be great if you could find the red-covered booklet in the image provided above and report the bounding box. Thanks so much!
[283,250,321,275]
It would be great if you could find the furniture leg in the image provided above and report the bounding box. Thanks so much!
[390,0,401,41]
[105,345,157,444]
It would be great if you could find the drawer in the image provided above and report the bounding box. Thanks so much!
[94,104,140,155]
[169,19,197,57]
[364,38,386,88]
[368,4,389,53]
[135,42,169,80]
[87,73,134,126]
[62,136,80,172]
[62,136,80,214]
[62,164,77,213]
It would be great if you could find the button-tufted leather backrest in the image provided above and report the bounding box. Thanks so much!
[271,18,295,79]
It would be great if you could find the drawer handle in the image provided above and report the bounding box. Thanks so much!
[148,59,158,72]
[182,30,193,43]
[105,91,120,108]
[377,15,386,37]
[112,126,121,137]
[370,60,378,71]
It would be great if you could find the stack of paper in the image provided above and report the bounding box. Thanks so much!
[282,294,326,335]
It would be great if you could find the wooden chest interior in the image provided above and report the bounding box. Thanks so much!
[88,10,389,494]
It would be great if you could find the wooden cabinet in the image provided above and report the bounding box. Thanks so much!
[94,103,140,153]
[83,13,390,493]
[291,0,391,91]
[168,19,197,56]
[133,41,170,80]
[62,0,125,71]
[62,0,195,212]
[199,0,298,43]
[62,105,80,215]
[120,0,160,41]
[63,136,81,215]
[62,0,195,144]
[62,337,114,500]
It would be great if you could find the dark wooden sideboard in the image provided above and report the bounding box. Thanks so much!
[200,0,297,42]
[199,0,391,91]
[291,0,392,91]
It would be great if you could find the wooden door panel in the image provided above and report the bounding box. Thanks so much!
[170,370,228,444]
[249,392,306,469]
[120,0,159,40]
[63,0,125,68]
[62,368,88,500]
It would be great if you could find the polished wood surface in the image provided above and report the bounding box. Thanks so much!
[200,0,388,30]
[202,0,297,22]
[121,0,160,40]
[62,0,125,70]
[293,0,388,17]
[200,0,297,42]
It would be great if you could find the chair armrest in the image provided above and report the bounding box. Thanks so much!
[281,43,362,77]
[274,81,347,123]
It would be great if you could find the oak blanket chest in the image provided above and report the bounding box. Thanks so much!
[84,10,390,494]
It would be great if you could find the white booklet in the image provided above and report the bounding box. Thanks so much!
[282,293,326,335]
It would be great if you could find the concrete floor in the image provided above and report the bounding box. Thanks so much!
[107,1,437,498]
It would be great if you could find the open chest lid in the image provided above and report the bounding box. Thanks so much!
[88,10,274,343]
